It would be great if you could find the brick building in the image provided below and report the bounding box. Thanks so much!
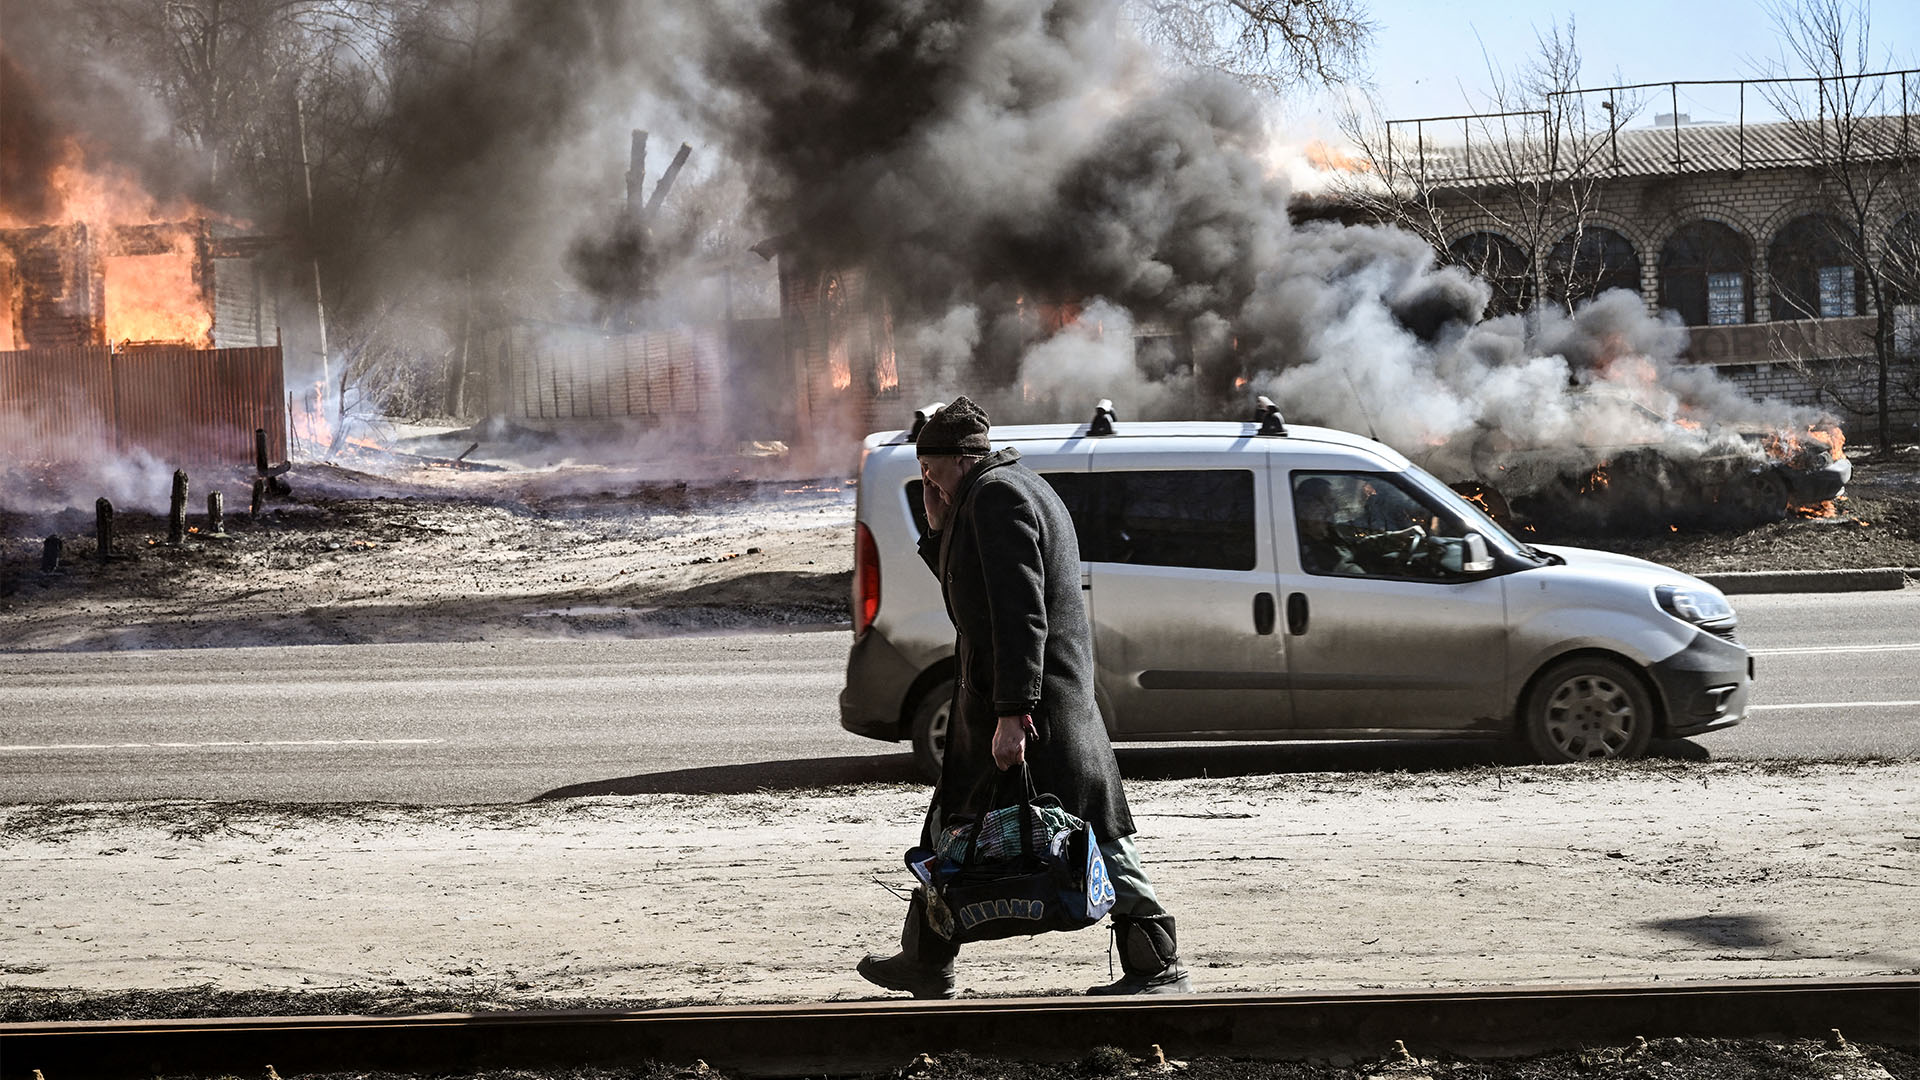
[1345,106,1920,441]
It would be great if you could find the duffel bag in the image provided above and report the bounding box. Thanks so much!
[905,764,1116,944]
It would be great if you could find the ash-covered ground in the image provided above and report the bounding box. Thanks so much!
[3,445,1917,651]
[0,451,859,650]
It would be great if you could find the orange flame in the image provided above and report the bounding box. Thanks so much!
[291,379,332,451]
[3,137,223,348]
[874,303,899,393]
[1765,422,1847,466]
[1304,140,1374,174]
[104,244,210,346]
[0,139,197,230]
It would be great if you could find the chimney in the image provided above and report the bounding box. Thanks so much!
[626,130,648,218]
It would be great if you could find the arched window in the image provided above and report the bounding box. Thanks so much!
[1659,220,1754,326]
[1768,214,1865,321]
[1447,232,1533,316]
[1889,211,1920,357]
[823,273,852,391]
[1546,226,1641,308]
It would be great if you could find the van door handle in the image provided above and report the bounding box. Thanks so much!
[1253,592,1276,635]
[1286,592,1309,635]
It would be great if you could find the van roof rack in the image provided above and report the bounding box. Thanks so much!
[1089,399,1117,436]
[907,402,947,442]
[1254,396,1288,437]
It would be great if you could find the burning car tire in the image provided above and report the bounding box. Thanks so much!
[1523,657,1656,763]
[910,679,954,782]
[1724,469,1791,527]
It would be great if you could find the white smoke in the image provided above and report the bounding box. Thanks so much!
[1013,299,1194,420]
[913,305,984,399]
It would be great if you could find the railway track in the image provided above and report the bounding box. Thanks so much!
[3,977,1915,1079]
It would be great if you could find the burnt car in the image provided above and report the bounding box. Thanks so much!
[1425,391,1851,535]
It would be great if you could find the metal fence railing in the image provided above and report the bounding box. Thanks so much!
[1383,68,1918,186]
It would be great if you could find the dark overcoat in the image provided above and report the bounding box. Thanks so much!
[917,448,1135,844]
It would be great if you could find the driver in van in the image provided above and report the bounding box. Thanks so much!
[1295,476,1431,576]
[857,396,1193,999]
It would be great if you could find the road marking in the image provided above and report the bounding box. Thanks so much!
[1749,700,1920,712]
[0,738,447,752]
[1750,643,1920,656]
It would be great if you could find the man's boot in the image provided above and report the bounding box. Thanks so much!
[1086,913,1192,995]
[858,889,959,999]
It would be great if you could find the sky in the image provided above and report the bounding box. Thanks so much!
[1292,0,1920,140]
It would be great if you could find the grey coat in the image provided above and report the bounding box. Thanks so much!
[917,448,1135,844]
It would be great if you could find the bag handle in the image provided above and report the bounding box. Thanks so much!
[958,762,1040,870]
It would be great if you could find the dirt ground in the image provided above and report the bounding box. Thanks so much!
[2,446,1918,652]
[0,456,859,651]
[2,760,1915,1020]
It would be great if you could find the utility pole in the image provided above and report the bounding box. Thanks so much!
[295,92,332,428]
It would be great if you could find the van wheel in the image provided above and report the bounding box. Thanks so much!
[910,679,954,782]
[1524,657,1656,763]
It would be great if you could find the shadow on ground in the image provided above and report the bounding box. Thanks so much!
[1643,912,1785,949]
[532,738,1711,798]
[533,753,924,798]
[1117,737,1708,777]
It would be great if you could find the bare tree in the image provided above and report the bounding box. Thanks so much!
[1333,22,1646,327]
[71,0,413,188]
[1128,0,1374,93]
[1756,0,1920,446]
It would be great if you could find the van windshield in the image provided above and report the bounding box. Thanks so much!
[1398,465,1531,557]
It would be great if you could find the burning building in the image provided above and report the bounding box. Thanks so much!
[0,142,287,470]
[0,220,277,352]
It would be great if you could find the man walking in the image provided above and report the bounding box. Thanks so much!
[857,396,1192,998]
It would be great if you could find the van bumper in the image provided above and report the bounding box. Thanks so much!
[840,627,919,743]
[1648,629,1751,738]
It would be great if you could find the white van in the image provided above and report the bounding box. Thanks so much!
[840,401,1751,777]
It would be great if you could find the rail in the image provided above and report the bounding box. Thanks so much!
[3,977,1915,1080]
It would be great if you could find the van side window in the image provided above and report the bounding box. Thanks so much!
[1096,470,1256,571]
[1292,472,1475,581]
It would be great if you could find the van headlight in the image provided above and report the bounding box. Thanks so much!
[1655,584,1735,629]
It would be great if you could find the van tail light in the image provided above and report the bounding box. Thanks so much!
[853,522,881,637]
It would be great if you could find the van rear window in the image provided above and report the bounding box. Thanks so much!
[1093,470,1255,571]
[905,475,1097,542]
[905,470,1255,571]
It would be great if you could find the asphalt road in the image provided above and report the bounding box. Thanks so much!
[2,589,1916,804]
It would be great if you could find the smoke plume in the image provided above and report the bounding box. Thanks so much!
[2,0,1832,510]
[686,0,1825,495]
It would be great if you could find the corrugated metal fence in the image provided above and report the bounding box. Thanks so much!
[0,345,286,465]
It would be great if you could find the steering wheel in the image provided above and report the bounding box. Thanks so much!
[1399,524,1428,564]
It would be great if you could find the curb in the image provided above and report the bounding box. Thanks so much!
[1698,567,1913,594]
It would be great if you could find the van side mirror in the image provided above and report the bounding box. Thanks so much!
[1463,533,1494,573]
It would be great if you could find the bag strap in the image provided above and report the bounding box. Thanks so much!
[959,763,1038,870]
